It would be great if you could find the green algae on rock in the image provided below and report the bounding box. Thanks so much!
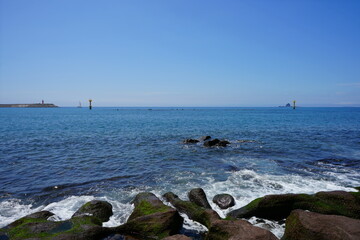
[227,190,360,220]
[112,192,183,239]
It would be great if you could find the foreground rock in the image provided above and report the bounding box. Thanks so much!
[213,194,235,209]
[163,191,278,240]
[208,219,278,240]
[163,234,192,240]
[163,192,220,228]
[188,188,212,209]
[0,210,109,240]
[72,200,113,222]
[228,190,360,220]
[282,209,360,240]
[112,192,183,239]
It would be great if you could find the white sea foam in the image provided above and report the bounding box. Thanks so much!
[248,217,285,239]
[0,169,358,238]
[0,199,44,228]
[44,195,95,221]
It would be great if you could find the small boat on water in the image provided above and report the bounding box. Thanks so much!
[77,101,82,108]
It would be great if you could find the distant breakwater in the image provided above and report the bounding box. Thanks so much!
[0,103,58,108]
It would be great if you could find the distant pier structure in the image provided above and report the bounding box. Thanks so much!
[293,100,296,109]
[89,99,93,110]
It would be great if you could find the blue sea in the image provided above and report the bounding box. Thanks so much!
[1,107,360,237]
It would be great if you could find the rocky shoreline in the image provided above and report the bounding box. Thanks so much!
[1,188,359,240]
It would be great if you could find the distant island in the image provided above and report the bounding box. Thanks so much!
[0,103,58,108]
[278,103,291,107]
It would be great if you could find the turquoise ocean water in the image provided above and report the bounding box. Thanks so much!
[0,107,359,237]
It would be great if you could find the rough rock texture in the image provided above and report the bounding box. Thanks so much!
[228,190,360,220]
[72,200,113,222]
[207,219,278,240]
[102,234,140,240]
[0,211,110,240]
[203,139,230,147]
[183,139,199,144]
[188,188,212,209]
[217,140,230,147]
[199,136,211,141]
[6,211,54,229]
[163,192,277,239]
[163,192,220,228]
[213,194,235,209]
[163,234,192,240]
[282,209,360,240]
[113,192,183,239]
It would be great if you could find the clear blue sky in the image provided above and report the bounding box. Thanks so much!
[1,0,359,107]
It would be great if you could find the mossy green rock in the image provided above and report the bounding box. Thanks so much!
[72,200,113,222]
[163,192,220,228]
[0,212,109,240]
[162,192,277,239]
[112,192,183,239]
[188,188,212,209]
[228,190,360,220]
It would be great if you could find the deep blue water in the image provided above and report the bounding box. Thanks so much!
[1,107,360,232]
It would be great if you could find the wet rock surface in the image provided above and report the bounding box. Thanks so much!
[182,136,230,147]
[113,192,183,239]
[228,190,360,220]
[2,189,360,240]
[213,194,235,209]
[162,234,192,240]
[282,209,360,240]
[163,192,220,228]
[199,136,211,141]
[0,210,109,240]
[208,219,278,240]
[188,188,212,209]
[72,200,113,222]
[203,139,230,147]
[182,139,199,144]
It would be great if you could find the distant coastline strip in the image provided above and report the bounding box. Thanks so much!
[0,103,58,108]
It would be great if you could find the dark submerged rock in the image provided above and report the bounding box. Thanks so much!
[203,139,220,147]
[213,194,235,209]
[72,200,113,223]
[227,190,360,221]
[112,192,183,239]
[282,209,360,240]
[203,139,230,147]
[199,136,211,141]
[218,140,230,147]
[188,188,212,209]
[183,139,199,144]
